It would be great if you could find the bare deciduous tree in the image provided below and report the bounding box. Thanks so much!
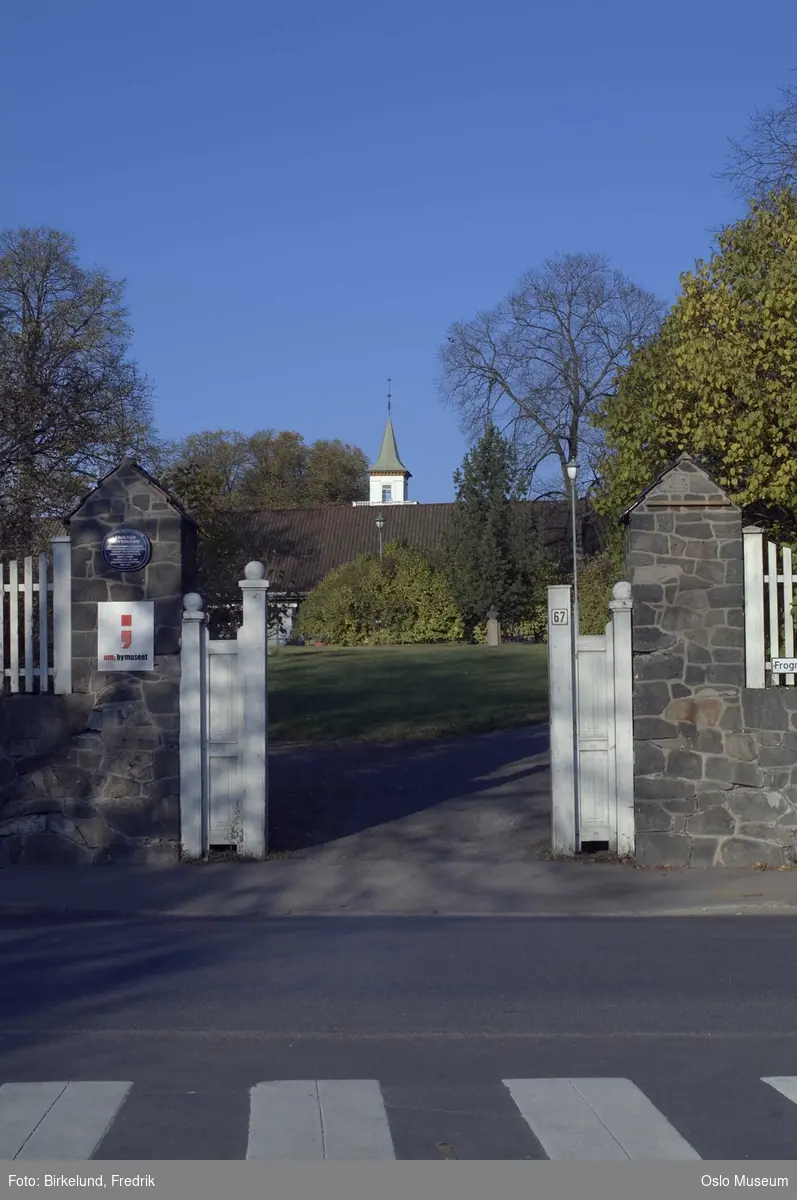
[723,83,797,199]
[0,227,161,554]
[437,253,664,530]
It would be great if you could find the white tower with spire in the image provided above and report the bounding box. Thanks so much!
[353,380,418,505]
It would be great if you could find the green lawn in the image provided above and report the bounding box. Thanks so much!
[267,642,549,744]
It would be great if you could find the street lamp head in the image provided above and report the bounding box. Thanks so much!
[375,515,385,530]
[566,459,578,483]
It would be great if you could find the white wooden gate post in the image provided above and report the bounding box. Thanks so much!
[51,535,72,694]
[238,561,269,859]
[180,592,207,860]
[548,584,577,856]
[743,525,766,688]
[609,581,635,857]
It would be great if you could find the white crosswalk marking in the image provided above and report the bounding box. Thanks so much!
[0,1083,67,1160]
[762,1076,797,1105]
[503,1078,701,1161]
[247,1080,396,1160]
[0,1081,132,1160]
[3,1074,796,1160]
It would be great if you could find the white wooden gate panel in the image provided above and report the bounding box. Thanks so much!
[206,641,243,847]
[179,564,270,861]
[576,635,614,843]
[548,582,634,856]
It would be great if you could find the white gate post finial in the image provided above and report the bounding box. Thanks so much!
[180,591,207,861]
[238,562,269,859]
[609,581,635,858]
[548,584,577,856]
[244,561,267,581]
[609,581,632,607]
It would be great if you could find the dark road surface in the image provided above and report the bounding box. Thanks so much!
[2,914,797,1160]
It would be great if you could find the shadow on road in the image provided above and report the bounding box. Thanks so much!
[2,913,797,1072]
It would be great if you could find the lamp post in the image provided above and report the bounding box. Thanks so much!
[566,458,581,852]
[376,514,385,561]
[566,459,579,634]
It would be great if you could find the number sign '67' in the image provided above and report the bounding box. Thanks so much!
[550,609,569,625]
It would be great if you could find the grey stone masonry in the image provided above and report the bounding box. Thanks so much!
[626,454,797,867]
[0,460,198,866]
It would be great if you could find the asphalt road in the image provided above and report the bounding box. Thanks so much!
[2,914,797,1160]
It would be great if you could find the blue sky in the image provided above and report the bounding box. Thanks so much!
[2,1,795,501]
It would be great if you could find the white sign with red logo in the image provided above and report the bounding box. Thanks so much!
[97,601,155,672]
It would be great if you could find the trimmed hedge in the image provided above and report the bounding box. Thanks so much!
[295,540,465,646]
[577,546,626,635]
[295,538,624,647]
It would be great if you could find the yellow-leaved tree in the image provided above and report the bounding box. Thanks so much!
[594,190,797,539]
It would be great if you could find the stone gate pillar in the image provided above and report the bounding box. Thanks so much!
[68,460,198,863]
[625,453,797,867]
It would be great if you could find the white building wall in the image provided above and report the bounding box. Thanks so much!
[369,473,408,504]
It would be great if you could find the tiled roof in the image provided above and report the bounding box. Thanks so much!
[233,501,600,595]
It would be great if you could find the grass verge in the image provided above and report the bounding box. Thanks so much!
[268,642,548,744]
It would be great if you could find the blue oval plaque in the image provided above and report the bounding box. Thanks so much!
[101,527,152,572]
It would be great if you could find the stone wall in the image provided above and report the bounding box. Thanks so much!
[0,460,197,866]
[1,695,122,864]
[628,455,797,867]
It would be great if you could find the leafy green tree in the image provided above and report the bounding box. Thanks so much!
[158,431,250,635]
[443,424,550,636]
[161,429,370,637]
[0,226,161,555]
[594,190,797,539]
[305,438,371,505]
[239,431,313,508]
[236,431,369,507]
[161,431,250,525]
[295,541,464,646]
[164,429,368,514]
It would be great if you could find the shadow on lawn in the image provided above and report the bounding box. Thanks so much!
[267,723,552,863]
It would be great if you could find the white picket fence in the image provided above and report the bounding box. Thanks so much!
[743,525,797,688]
[0,536,72,694]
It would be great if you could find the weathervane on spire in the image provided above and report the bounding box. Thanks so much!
[387,378,392,415]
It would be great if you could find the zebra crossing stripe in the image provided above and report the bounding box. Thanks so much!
[0,1083,67,1160]
[503,1078,701,1161]
[762,1077,797,1105]
[0,1081,132,1160]
[247,1080,396,1160]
